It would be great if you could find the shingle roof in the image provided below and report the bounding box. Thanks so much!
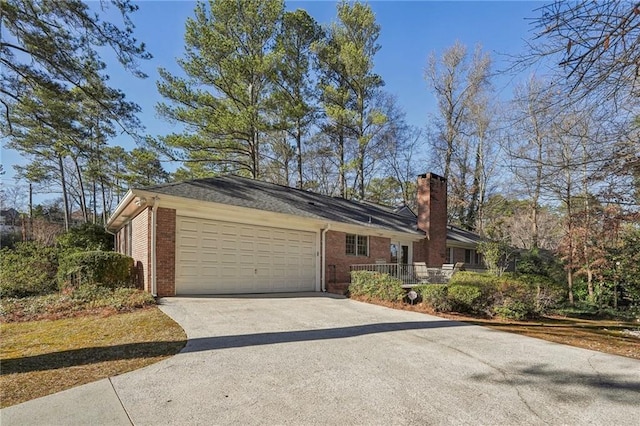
[140,176,423,235]
[446,225,484,245]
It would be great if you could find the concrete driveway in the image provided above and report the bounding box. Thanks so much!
[3,294,640,425]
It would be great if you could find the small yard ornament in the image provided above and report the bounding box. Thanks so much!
[407,290,418,305]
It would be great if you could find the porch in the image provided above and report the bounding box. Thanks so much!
[349,262,458,287]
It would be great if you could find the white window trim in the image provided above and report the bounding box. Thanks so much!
[346,234,369,257]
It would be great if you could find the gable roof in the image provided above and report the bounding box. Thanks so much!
[137,176,423,235]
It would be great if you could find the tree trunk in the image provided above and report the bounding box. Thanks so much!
[296,121,303,189]
[466,136,483,229]
[567,268,574,305]
[57,154,70,231]
[338,130,346,198]
[72,156,88,223]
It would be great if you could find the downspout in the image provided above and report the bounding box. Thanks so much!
[321,224,331,292]
[150,197,159,297]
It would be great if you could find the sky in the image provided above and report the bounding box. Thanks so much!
[1,0,546,203]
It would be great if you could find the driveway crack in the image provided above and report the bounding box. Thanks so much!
[414,333,547,423]
[109,378,134,425]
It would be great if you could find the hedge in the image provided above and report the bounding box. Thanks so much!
[58,251,134,290]
[414,284,450,312]
[349,270,405,302]
[0,242,59,298]
[417,272,564,319]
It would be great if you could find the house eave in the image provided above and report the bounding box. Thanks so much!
[118,190,424,241]
[106,190,148,232]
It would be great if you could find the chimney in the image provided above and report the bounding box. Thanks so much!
[416,173,447,266]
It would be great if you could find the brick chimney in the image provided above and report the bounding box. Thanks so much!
[416,173,447,266]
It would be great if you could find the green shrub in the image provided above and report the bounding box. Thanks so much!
[1,231,21,249]
[493,298,531,320]
[448,284,484,314]
[0,242,59,298]
[449,271,499,287]
[58,251,134,290]
[517,248,566,284]
[56,223,114,252]
[349,270,405,302]
[1,287,156,321]
[415,284,451,312]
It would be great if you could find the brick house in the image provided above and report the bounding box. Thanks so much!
[106,172,482,296]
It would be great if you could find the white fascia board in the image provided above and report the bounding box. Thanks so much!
[133,190,424,241]
[106,190,146,232]
[446,240,478,249]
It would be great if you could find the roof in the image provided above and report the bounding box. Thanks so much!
[446,225,484,246]
[138,176,424,235]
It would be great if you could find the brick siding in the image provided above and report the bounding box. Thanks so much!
[155,207,176,296]
[325,230,390,293]
[416,173,447,267]
[130,208,151,292]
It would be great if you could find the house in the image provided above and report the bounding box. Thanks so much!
[445,225,485,271]
[106,172,482,296]
[0,208,21,235]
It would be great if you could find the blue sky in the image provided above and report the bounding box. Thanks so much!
[1,0,545,199]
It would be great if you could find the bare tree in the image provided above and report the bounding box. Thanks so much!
[382,125,426,210]
[425,42,492,181]
[505,77,558,249]
[523,1,640,107]
[425,42,493,229]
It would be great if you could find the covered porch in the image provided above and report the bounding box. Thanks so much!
[349,262,460,287]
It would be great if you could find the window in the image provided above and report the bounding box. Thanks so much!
[390,243,398,263]
[446,247,454,263]
[464,249,482,265]
[346,234,368,256]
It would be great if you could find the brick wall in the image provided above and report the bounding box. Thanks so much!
[325,230,390,292]
[155,207,176,297]
[416,173,447,267]
[450,247,466,264]
[131,208,151,292]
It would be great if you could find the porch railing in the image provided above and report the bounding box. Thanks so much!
[349,263,457,286]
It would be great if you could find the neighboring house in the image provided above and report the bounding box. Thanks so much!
[0,208,21,235]
[107,172,482,296]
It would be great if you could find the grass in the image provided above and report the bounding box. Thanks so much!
[0,307,187,408]
[351,296,640,360]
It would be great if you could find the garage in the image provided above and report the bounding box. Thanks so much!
[175,216,317,294]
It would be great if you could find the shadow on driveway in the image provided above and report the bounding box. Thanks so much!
[181,320,467,352]
[1,320,463,374]
[469,363,640,405]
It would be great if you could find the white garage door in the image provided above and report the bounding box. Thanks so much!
[176,216,317,294]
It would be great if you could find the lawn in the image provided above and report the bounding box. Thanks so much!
[0,307,187,408]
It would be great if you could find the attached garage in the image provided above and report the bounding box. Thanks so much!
[175,216,317,295]
[109,174,437,297]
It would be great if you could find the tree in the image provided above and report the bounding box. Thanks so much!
[525,0,640,106]
[123,148,169,188]
[522,2,640,209]
[477,240,514,277]
[316,1,386,199]
[156,0,284,179]
[425,42,493,229]
[506,77,558,249]
[606,226,640,307]
[7,58,143,228]
[272,9,323,189]
[381,125,425,210]
[1,0,149,134]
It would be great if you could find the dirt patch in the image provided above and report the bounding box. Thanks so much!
[351,296,640,360]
